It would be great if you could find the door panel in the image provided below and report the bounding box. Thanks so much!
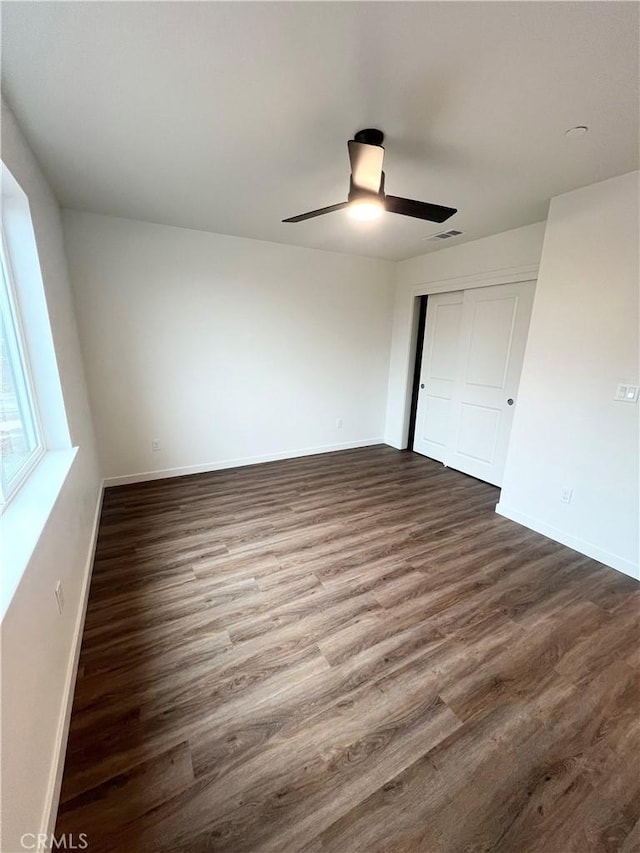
[430,303,463,379]
[423,394,451,449]
[465,297,517,388]
[413,292,463,463]
[456,403,501,463]
[413,281,535,487]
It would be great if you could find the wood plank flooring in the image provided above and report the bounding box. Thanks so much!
[56,446,640,852]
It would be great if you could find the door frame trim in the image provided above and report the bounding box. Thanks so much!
[409,263,539,298]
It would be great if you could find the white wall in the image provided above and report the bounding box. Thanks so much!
[384,222,547,448]
[62,211,394,483]
[498,172,639,578]
[1,103,102,847]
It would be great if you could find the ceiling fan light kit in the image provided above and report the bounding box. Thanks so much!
[348,198,384,221]
[283,129,458,226]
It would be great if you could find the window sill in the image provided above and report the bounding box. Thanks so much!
[1,447,78,619]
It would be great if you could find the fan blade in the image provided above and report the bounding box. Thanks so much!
[348,140,384,193]
[282,202,349,223]
[385,195,457,223]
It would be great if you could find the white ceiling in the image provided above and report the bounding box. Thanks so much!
[2,2,638,261]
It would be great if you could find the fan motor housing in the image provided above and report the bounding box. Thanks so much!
[354,128,385,147]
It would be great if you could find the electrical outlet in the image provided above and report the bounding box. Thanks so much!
[151,438,161,451]
[336,418,343,429]
[560,488,573,505]
[55,581,64,614]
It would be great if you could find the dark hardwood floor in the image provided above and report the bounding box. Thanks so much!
[56,446,640,852]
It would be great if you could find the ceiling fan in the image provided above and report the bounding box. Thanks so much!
[283,128,457,225]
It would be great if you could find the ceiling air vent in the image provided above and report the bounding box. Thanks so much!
[424,229,465,242]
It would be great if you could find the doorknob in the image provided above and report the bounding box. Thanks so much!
[507,398,514,406]
[420,383,425,389]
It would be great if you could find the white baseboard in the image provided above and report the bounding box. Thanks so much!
[495,501,639,581]
[103,439,384,488]
[383,436,405,451]
[40,483,105,845]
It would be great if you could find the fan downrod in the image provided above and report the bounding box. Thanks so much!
[354,128,384,146]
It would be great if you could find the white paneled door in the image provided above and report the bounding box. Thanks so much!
[414,291,464,464]
[414,281,535,487]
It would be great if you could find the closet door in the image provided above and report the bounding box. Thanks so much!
[413,291,463,463]
[413,281,535,487]
[447,281,535,486]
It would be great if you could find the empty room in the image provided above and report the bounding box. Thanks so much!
[1,1,639,851]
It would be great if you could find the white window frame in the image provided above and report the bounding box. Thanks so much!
[1,159,78,618]
[0,227,45,506]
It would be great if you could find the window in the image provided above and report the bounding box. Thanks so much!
[1,159,76,615]
[0,231,44,504]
